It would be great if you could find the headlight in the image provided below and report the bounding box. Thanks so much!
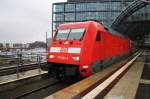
[72,56,80,61]
[82,65,88,69]
[49,55,55,58]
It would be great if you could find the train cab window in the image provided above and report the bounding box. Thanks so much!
[68,28,85,40]
[96,31,101,41]
[55,29,70,40]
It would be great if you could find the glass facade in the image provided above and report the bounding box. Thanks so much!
[52,0,134,30]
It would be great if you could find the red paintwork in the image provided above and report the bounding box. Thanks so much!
[47,21,131,77]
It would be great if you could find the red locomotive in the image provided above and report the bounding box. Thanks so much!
[45,21,131,79]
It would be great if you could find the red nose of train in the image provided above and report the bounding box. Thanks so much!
[47,40,82,65]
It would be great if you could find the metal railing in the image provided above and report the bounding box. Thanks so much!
[0,53,47,78]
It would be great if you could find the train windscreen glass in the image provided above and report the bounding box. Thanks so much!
[68,28,85,40]
[55,29,70,40]
[55,28,85,40]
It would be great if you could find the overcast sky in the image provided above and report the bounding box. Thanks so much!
[0,0,66,43]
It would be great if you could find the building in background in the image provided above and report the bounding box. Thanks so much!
[0,41,46,51]
[13,43,24,48]
[52,0,134,31]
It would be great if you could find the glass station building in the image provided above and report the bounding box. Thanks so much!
[52,0,134,30]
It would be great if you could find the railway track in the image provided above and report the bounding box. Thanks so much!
[0,74,58,99]
[0,74,79,99]
[13,80,60,99]
[0,62,47,76]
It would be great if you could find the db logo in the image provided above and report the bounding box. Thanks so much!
[60,48,68,53]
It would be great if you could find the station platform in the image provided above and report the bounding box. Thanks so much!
[104,55,144,99]
[0,69,47,85]
[45,52,145,99]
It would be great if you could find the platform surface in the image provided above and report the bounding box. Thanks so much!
[104,57,144,99]
[135,51,150,99]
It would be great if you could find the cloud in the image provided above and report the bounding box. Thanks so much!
[0,0,66,43]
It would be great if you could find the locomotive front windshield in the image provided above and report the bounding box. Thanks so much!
[55,29,70,40]
[68,28,85,40]
[55,28,85,40]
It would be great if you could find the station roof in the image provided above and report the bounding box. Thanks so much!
[111,0,150,41]
[68,0,134,2]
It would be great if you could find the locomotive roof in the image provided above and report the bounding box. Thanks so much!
[87,20,128,38]
[83,20,129,38]
[60,21,91,26]
[59,21,129,39]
